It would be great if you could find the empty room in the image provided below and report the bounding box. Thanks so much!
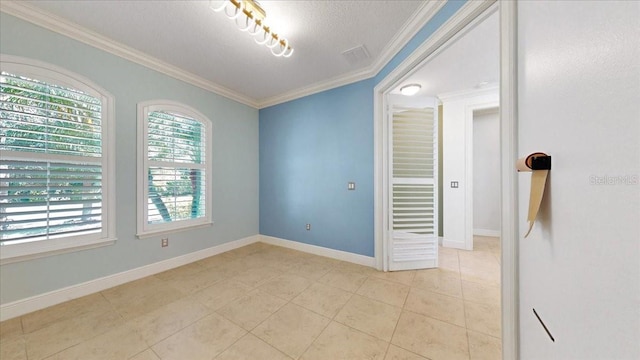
[0,1,638,360]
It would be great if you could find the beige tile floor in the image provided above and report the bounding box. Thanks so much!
[0,236,501,360]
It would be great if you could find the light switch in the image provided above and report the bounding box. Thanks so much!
[348,182,356,190]
[451,181,459,188]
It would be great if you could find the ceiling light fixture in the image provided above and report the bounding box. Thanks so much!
[399,84,421,96]
[210,0,294,58]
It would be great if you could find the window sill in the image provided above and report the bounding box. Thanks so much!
[136,222,213,239]
[0,237,117,265]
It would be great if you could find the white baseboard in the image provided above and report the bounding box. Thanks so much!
[473,228,501,237]
[259,235,376,268]
[442,237,466,250]
[1,234,377,321]
[0,235,259,321]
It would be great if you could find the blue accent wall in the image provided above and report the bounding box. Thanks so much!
[259,0,467,257]
[260,80,375,256]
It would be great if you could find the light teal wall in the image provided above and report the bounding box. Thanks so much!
[0,13,259,304]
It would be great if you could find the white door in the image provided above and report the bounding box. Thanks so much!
[387,96,438,271]
[518,1,639,359]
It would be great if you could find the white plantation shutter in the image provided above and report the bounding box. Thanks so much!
[0,160,102,243]
[137,101,212,237]
[146,111,206,224]
[392,107,436,235]
[147,111,204,164]
[0,56,114,261]
[389,105,438,270]
[392,184,435,234]
[1,72,104,244]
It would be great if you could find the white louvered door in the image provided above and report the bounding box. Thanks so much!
[388,100,438,271]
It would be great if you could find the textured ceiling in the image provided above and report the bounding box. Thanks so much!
[17,0,425,106]
[394,9,499,97]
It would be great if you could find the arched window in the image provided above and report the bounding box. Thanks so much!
[0,55,116,262]
[137,100,212,237]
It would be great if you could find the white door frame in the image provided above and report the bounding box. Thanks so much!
[373,0,519,358]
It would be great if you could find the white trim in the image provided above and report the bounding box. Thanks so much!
[259,235,376,268]
[0,239,116,266]
[0,54,117,263]
[373,1,496,103]
[104,64,117,257]
[0,235,260,321]
[374,1,521,359]
[374,0,496,271]
[0,0,447,109]
[0,1,257,108]
[500,1,520,358]
[256,1,447,109]
[136,222,213,239]
[136,100,214,238]
[257,68,373,109]
[473,229,501,237]
[442,237,466,250]
[371,1,447,79]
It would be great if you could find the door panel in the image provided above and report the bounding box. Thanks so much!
[388,101,439,271]
[518,1,640,358]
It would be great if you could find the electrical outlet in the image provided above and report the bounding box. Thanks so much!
[306,224,311,231]
[451,181,459,188]
[348,182,356,190]
[161,238,169,247]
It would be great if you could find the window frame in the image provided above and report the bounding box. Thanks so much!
[0,54,116,264]
[136,100,213,238]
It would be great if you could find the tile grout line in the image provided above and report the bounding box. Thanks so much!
[8,241,501,359]
[276,265,358,359]
[235,251,354,359]
[26,293,130,360]
[200,247,282,359]
[458,246,475,359]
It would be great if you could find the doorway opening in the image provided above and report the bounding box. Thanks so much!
[381,4,500,266]
[373,1,518,358]
[472,105,501,241]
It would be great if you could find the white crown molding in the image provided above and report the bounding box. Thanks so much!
[257,1,447,109]
[0,0,259,108]
[2,0,465,109]
[373,0,497,98]
[257,67,373,108]
[369,0,447,76]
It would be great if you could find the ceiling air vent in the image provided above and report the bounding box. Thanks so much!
[341,45,370,65]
